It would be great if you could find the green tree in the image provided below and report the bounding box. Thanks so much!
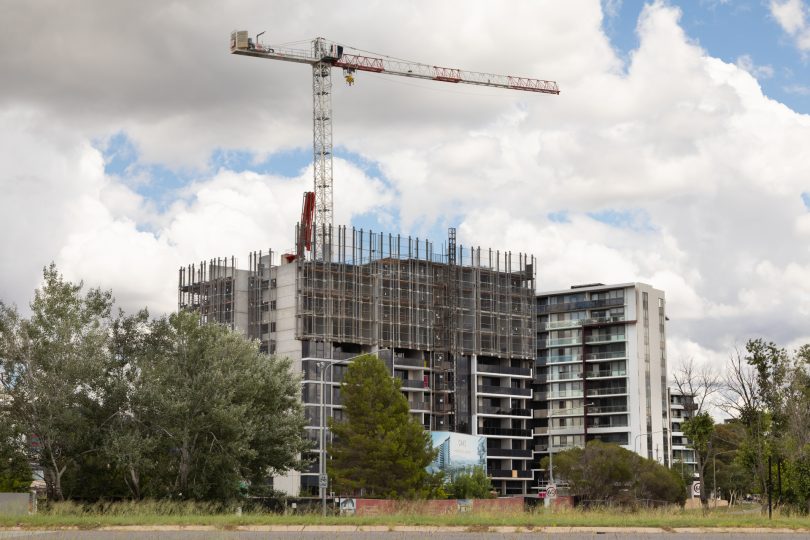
[0,421,31,492]
[548,441,684,506]
[446,466,493,499]
[0,264,112,500]
[682,411,715,510]
[328,354,437,498]
[133,310,309,500]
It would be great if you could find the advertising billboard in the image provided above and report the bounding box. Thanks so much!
[427,431,487,476]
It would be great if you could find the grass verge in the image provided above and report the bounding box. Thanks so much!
[1,502,808,530]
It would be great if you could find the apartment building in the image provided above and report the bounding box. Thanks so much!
[532,283,670,489]
[669,388,697,476]
[178,225,537,496]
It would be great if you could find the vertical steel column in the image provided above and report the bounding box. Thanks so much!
[312,40,334,259]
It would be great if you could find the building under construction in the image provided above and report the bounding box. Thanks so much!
[179,224,537,496]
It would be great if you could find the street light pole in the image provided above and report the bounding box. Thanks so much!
[317,360,337,517]
[633,430,665,459]
[315,353,364,516]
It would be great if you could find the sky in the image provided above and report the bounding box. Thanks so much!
[1,0,809,372]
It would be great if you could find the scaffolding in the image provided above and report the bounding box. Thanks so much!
[295,224,536,358]
[248,250,276,354]
[178,257,239,328]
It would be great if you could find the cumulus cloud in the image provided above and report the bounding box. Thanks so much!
[1,0,809,373]
[771,0,810,52]
[735,54,775,79]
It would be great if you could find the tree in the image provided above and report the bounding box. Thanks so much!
[722,340,791,511]
[548,441,684,506]
[0,421,31,492]
[682,412,715,510]
[132,310,310,500]
[0,264,112,500]
[446,466,493,499]
[328,354,437,498]
[672,356,721,510]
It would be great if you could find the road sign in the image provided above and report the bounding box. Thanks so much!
[319,474,328,488]
[691,481,701,498]
[546,484,557,498]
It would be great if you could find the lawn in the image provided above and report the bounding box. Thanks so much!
[2,501,809,530]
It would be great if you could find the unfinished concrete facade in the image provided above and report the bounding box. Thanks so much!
[179,225,537,496]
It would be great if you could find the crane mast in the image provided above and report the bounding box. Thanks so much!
[230,31,559,254]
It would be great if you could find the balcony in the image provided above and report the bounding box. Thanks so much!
[478,406,531,417]
[538,315,626,331]
[584,351,626,361]
[587,404,627,414]
[399,379,428,390]
[546,390,584,399]
[487,468,533,479]
[408,401,430,411]
[394,357,427,368]
[477,364,532,377]
[583,369,626,379]
[538,337,581,348]
[584,334,626,344]
[544,354,581,364]
[487,448,533,458]
[538,320,581,331]
[586,386,627,397]
[479,427,532,438]
[546,371,581,381]
[548,407,584,417]
[536,297,624,314]
[477,385,532,397]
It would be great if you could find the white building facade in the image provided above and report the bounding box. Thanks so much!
[533,282,670,489]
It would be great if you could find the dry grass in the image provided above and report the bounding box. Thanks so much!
[2,500,809,530]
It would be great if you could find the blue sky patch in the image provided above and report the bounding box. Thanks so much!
[548,211,570,223]
[587,208,656,232]
[603,0,810,114]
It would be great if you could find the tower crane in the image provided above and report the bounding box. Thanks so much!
[229,31,559,251]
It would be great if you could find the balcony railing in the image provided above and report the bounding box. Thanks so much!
[487,468,533,479]
[546,371,581,381]
[409,401,430,411]
[477,364,532,377]
[479,427,532,437]
[549,407,584,417]
[583,369,626,378]
[394,357,427,368]
[399,379,428,389]
[538,315,626,331]
[478,406,531,417]
[584,351,626,361]
[543,354,581,364]
[585,334,626,344]
[546,390,584,399]
[536,297,624,314]
[487,448,533,458]
[477,385,532,397]
[586,386,627,396]
[538,337,581,348]
[587,404,627,414]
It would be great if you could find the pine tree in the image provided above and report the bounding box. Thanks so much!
[328,354,437,498]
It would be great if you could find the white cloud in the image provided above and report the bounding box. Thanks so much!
[735,54,775,79]
[771,0,810,52]
[1,0,809,374]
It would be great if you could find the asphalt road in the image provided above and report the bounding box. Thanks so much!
[2,532,810,539]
